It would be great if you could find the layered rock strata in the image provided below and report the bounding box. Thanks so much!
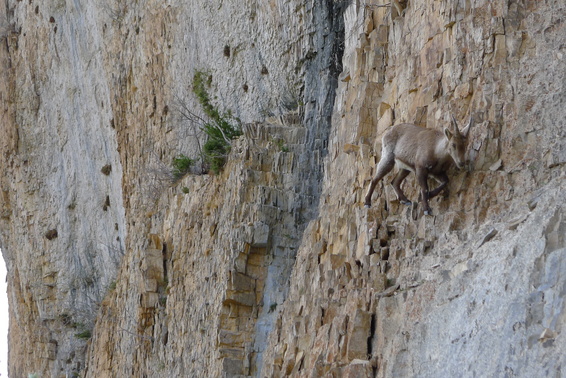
[262,0,566,376]
[0,0,565,377]
[1,0,344,376]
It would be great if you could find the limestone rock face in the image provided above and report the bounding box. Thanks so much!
[261,0,566,376]
[0,0,565,377]
[1,2,127,376]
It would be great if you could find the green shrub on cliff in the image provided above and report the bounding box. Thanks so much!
[74,330,92,340]
[193,71,242,174]
[171,154,195,180]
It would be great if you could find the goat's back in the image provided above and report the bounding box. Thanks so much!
[383,123,444,166]
[384,122,441,147]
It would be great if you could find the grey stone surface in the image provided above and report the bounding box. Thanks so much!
[1,0,565,377]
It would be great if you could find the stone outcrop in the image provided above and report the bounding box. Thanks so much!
[261,0,566,375]
[0,0,565,377]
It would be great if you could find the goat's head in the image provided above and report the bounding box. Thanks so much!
[445,115,473,170]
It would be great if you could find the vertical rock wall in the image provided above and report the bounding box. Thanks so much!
[0,2,126,376]
[1,0,345,376]
[81,1,346,375]
[1,0,565,377]
[261,0,566,376]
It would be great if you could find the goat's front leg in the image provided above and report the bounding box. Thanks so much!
[429,173,449,199]
[416,167,432,216]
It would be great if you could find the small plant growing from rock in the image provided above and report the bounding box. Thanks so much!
[59,313,72,326]
[192,70,242,174]
[274,138,289,152]
[171,154,194,180]
[74,329,92,340]
[108,281,117,291]
[158,295,167,307]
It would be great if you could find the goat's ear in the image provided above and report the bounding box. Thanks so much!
[444,127,453,140]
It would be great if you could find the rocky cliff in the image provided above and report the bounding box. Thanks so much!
[1,0,565,377]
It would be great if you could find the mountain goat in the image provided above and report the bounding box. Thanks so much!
[364,115,473,215]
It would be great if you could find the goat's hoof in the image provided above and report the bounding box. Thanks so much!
[424,210,433,216]
[400,200,412,206]
[364,204,371,209]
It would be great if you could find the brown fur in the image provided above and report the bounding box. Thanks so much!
[364,116,472,215]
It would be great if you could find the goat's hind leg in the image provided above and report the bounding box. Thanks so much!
[364,153,395,207]
[391,169,411,205]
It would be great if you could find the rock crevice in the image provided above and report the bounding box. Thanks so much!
[1,0,565,377]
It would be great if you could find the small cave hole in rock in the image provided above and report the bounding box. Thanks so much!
[45,229,58,240]
[101,164,112,175]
